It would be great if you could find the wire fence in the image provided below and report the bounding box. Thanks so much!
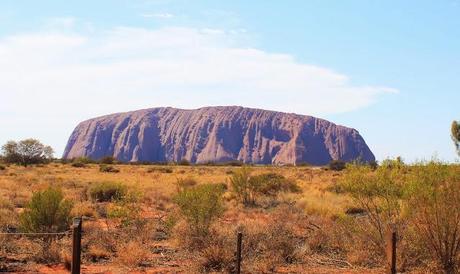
[0,218,399,274]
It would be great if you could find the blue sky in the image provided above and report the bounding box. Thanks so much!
[0,0,459,162]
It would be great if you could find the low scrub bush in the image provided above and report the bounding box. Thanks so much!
[229,167,257,206]
[116,240,150,267]
[146,167,173,173]
[178,159,191,166]
[406,162,460,273]
[89,182,127,202]
[72,156,93,164]
[99,164,120,173]
[173,183,225,242]
[340,164,405,250]
[175,177,198,191]
[0,164,5,171]
[195,218,302,273]
[251,173,301,196]
[20,187,73,233]
[0,199,18,232]
[107,199,141,227]
[71,162,86,168]
[230,168,301,206]
[99,156,116,164]
[71,201,98,218]
[328,160,347,171]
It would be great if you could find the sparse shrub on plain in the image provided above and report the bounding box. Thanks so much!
[71,156,93,167]
[173,183,225,241]
[175,177,198,191]
[71,162,86,168]
[71,201,98,218]
[0,164,5,171]
[89,181,127,202]
[116,240,150,268]
[199,218,301,273]
[178,159,190,166]
[146,166,173,173]
[20,187,73,233]
[99,164,120,173]
[73,156,93,164]
[405,161,460,273]
[328,160,346,171]
[251,173,301,197]
[107,198,141,227]
[88,244,111,262]
[230,169,301,206]
[229,167,257,206]
[99,156,116,164]
[0,199,18,232]
[340,163,405,252]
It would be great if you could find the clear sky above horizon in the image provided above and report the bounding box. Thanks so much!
[1,0,459,162]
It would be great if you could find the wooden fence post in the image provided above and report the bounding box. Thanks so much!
[71,217,82,274]
[236,232,243,274]
[386,229,397,274]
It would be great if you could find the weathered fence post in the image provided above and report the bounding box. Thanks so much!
[236,232,243,274]
[71,217,83,274]
[386,229,397,274]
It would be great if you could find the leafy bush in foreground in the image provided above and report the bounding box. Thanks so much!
[173,183,225,238]
[406,162,460,274]
[20,187,73,233]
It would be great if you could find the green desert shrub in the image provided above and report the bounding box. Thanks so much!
[173,183,225,238]
[71,156,93,168]
[175,177,198,191]
[405,162,460,273]
[146,167,173,173]
[89,182,127,202]
[99,156,116,164]
[250,173,301,197]
[340,163,406,251]
[107,198,141,227]
[230,168,301,206]
[71,162,86,168]
[328,160,347,171]
[178,159,191,166]
[229,167,256,206]
[20,187,73,233]
[73,156,93,164]
[99,164,120,173]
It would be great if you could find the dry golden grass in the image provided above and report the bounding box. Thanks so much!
[0,163,383,273]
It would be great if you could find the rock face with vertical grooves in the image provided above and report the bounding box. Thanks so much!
[63,106,375,165]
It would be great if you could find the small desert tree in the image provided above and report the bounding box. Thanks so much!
[451,121,460,156]
[341,161,406,250]
[20,187,73,233]
[1,139,54,166]
[406,161,460,273]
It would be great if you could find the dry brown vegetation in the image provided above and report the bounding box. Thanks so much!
[0,161,458,273]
